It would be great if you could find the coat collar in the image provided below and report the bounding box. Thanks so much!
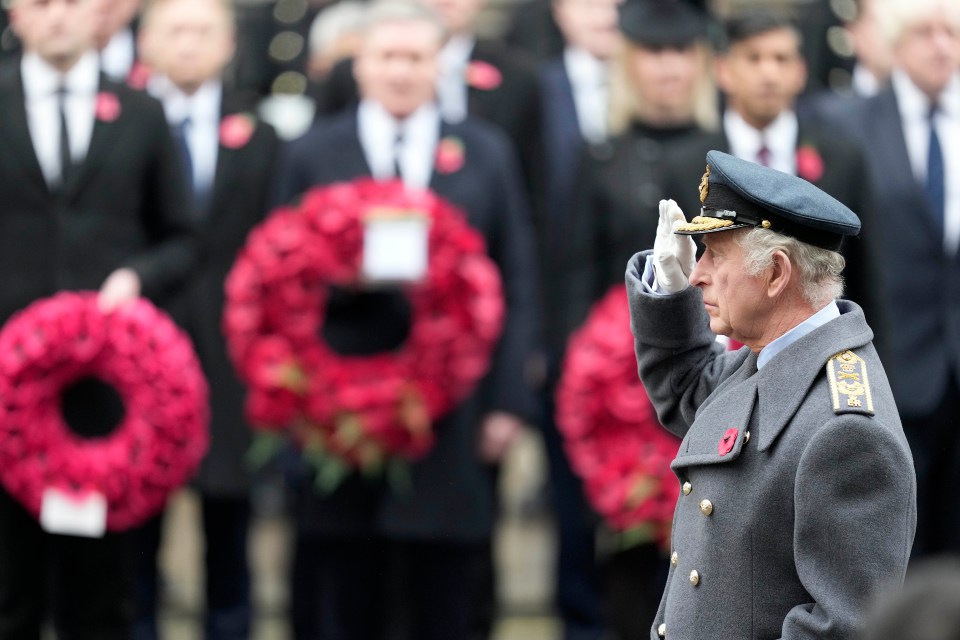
[754,300,874,452]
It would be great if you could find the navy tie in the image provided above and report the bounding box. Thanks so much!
[926,106,945,232]
[393,130,404,182]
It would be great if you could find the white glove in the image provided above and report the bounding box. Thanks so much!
[653,199,697,293]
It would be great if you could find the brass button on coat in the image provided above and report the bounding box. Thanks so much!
[744,430,751,444]
[690,570,700,586]
[657,623,666,637]
[671,551,678,566]
[682,482,692,495]
[700,499,713,516]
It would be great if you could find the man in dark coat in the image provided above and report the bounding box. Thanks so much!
[628,150,915,640]
[132,0,280,638]
[0,0,195,636]
[659,8,881,341]
[832,0,960,557]
[272,2,540,639]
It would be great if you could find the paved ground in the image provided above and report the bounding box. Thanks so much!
[158,430,560,640]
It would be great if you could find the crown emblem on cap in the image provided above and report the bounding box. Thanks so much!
[699,165,710,203]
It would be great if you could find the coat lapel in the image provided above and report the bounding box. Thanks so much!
[754,302,874,452]
[64,77,121,199]
[0,64,49,195]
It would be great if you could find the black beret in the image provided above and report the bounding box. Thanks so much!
[618,0,709,48]
[675,150,860,251]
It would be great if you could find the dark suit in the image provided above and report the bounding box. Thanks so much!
[0,59,195,640]
[312,40,542,199]
[273,106,540,640]
[537,56,607,640]
[653,125,881,341]
[837,87,960,555]
[135,91,280,640]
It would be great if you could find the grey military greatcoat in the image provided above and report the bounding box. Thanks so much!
[626,252,916,640]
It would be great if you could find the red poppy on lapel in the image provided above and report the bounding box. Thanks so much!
[95,92,121,122]
[126,61,151,91]
[220,113,256,149]
[718,428,739,456]
[435,136,465,174]
[796,145,824,182]
[465,61,502,91]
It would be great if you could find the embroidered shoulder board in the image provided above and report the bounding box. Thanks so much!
[826,350,875,416]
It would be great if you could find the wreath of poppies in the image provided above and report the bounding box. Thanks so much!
[0,292,209,531]
[556,285,680,549]
[223,179,504,475]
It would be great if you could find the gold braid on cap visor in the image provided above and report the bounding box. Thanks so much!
[675,216,737,232]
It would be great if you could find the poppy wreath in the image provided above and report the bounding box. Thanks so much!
[555,285,681,550]
[0,292,209,531]
[223,179,504,481]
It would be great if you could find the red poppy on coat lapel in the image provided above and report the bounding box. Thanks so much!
[796,145,825,182]
[220,114,256,149]
[435,136,465,174]
[465,61,502,91]
[95,92,121,122]
[718,427,739,456]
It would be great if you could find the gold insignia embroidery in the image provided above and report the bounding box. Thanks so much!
[699,165,710,203]
[675,216,735,233]
[826,350,875,415]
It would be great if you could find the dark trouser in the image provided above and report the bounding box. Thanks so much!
[133,494,252,640]
[903,375,960,559]
[601,543,669,640]
[539,388,606,640]
[0,487,134,640]
[292,534,485,640]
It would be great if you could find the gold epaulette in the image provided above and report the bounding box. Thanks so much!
[826,350,875,416]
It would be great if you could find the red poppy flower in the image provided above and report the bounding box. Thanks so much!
[465,61,502,91]
[220,113,256,149]
[223,179,504,478]
[0,293,209,531]
[556,286,680,550]
[435,137,465,174]
[95,92,121,122]
[796,145,825,182]
[718,427,739,456]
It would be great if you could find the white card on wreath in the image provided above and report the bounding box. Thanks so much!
[40,487,107,538]
[361,209,430,284]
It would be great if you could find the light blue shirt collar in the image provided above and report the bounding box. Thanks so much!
[757,300,840,370]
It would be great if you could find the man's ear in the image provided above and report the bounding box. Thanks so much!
[766,249,793,298]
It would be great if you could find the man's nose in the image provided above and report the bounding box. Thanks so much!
[688,254,707,287]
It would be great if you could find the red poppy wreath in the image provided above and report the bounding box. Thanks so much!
[556,285,681,549]
[223,179,504,481]
[0,292,209,531]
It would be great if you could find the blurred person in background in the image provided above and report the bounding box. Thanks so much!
[272,2,540,638]
[858,558,960,640]
[93,0,144,84]
[536,0,621,634]
[559,2,715,637]
[834,0,960,559]
[800,0,895,124]
[312,0,542,203]
[133,0,280,638]
[659,8,879,335]
[0,0,195,636]
[305,0,366,83]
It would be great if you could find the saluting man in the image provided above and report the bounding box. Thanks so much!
[625,150,916,639]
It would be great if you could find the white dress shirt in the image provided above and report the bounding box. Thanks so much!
[99,28,135,82]
[150,75,222,197]
[891,68,960,254]
[437,34,474,124]
[724,109,799,176]
[22,51,99,187]
[358,99,440,191]
[564,46,609,143]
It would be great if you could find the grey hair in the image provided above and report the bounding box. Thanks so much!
[735,228,845,308]
[360,0,447,41]
[874,0,960,47]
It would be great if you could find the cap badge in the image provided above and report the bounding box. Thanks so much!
[699,165,710,203]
